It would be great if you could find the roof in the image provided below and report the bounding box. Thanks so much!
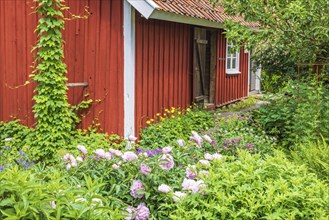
[152,0,258,28]
[128,0,258,29]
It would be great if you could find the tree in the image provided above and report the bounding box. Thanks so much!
[211,0,329,63]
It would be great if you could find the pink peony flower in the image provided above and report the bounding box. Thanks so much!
[77,145,87,154]
[109,148,116,154]
[190,131,203,147]
[158,184,172,193]
[199,160,210,166]
[159,154,175,170]
[66,163,72,170]
[122,151,138,162]
[204,153,214,161]
[112,164,120,169]
[212,153,223,160]
[202,135,213,143]
[105,152,112,160]
[124,206,136,220]
[176,139,185,147]
[186,165,197,179]
[95,149,106,158]
[128,135,138,142]
[162,146,172,154]
[140,163,152,175]
[114,150,123,157]
[134,202,150,220]
[182,179,206,194]
[182,178,196,191]
[130,180,145,198]
[173,191,187,202]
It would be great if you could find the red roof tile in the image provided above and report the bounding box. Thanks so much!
[153,0,258,27]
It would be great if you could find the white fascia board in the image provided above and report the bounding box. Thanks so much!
[149,10,224,29]
[127,0,158,19]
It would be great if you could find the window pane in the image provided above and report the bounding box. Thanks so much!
[232,58,236,69]
[227,58,231,69]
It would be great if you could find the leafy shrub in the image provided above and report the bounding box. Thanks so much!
[253,78,329,147]
[217,96,258,113]
[170,151,329,219]
[291,140,329,183]
[207,115,275,156]
[139,107,214,148]
[0,165,123,219]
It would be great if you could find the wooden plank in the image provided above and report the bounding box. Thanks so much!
[209,30,217,104]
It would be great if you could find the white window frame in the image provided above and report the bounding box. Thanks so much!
[226,42,240,74]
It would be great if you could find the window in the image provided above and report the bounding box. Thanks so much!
[226,42,240,74]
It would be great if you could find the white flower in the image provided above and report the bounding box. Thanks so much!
[176,139,185,147]
[114,150,123,157]
[112,164,120,169]
[212,153,223,160]
[173,191,187,202]
[50,201,56,209]
[162,146,172,154]
[143,152,148,158]
[128,135,137,142]
[204,153,213,161]
[199,170,209,177]
[182,179,196,191]
[109,148,116,154]
[4,138,12,142]
[104,152,112,160]
[95,149,106,158]
[199,160,210,166]
[77,145,87,154]
[76,156,83,162]
[122,151,138,162]
[158,184,172,193]
[202,135,213,143]
[91,198,103,206]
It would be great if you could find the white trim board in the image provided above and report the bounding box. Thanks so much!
[124,0,136,137]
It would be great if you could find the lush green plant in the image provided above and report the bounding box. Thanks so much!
[253,78,329,147]
[30,0,75,162]
[291,140,329,183]
[0,165,123,219]
[170,151,329,219]
[217,96,258,113]
[139,107,214,149]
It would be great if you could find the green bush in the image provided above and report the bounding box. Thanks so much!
[139,107,214,148]
[291,140,329,183]
[0,165,123,219]
[170,151,329,219]
[253,78,329,147]
[217,96,258,113]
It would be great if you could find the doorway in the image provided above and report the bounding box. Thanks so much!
[193,27,217,106]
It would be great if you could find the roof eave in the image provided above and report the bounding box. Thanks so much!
[127,0,159,19]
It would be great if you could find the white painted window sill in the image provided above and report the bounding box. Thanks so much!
[226,71,241,75]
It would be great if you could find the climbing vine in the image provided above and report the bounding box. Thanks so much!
[31,0,74,161]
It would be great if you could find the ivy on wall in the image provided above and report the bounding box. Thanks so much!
[31,0,74,161]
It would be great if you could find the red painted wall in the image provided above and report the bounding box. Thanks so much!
[135,15,193,133]
[216,29,249,106]
[0,0,124,135]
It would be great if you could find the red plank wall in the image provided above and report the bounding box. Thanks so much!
[216,29,249,106]
[135,15,193,133]
[0,0,124,135]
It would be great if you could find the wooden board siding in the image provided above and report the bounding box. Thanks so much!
[135,14,193,133]
[0,0,124,135]
[216,29,249,106]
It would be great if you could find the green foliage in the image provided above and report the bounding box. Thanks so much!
[30,0,75,162]
[0,165,123,219]
[212,0,329,63]
[170,151,329,219]
[139,107,214,148]
[210,115,275,156]
[291,140,329,183]
[253,78,329,147]
[217,96,258,113]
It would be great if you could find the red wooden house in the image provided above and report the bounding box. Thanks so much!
[0,0,260,137]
